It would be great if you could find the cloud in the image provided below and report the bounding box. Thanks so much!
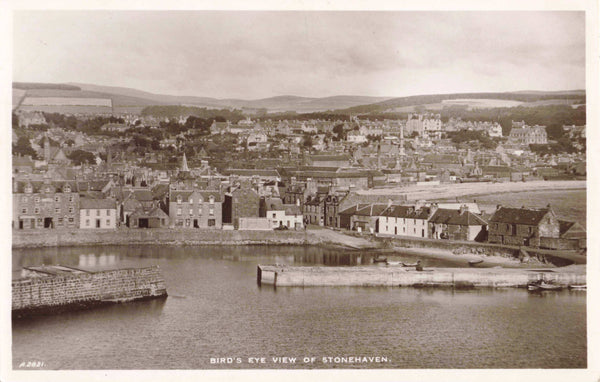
[13,11,585,98]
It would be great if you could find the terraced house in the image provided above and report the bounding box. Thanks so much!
[13,179,79,230]
[377,205,431,238]
[79,197,117,229]
[168,189,222,229]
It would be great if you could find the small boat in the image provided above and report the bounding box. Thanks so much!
[401,262,418,267]
[373,257,388,263]
[569,284,586,290]
[539,282,563,291]
[386,260,402,266]
[528,284,541,291]
[468,260,484,267]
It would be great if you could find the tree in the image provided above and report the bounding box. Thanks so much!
[12,137,37,159]
[67,150,96,165]
[333,124,345,141]
[302,135,313,148]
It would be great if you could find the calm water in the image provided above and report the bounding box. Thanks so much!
[12,245,586,369]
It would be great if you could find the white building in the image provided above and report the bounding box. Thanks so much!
[377,205,430,238]
[79,198,117,229]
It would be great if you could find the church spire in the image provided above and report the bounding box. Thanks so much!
[181,152,189,172]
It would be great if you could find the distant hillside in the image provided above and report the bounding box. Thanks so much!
[335,91,586,114]
[70,82,392,112]
[13,82,81,91]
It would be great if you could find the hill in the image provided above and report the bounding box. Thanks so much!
[334,91,586,115]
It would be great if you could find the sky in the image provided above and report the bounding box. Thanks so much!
[12,11,586,99]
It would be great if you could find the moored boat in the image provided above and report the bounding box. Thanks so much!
[468,259,484,267]
[568,284,586,290]
[539,282,563,291]
[401,262,418,267]
[386,260,401,266]
[373,257,388,263]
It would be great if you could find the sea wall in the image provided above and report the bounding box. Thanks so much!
[257,265,586,288]
[12,228,320,249]
[12,266,167,317]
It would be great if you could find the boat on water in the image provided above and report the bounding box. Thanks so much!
[373,257,388,263]
[401,262,418,267]
[386,260,402,266]
[568,284,586,290]
[528,284,540,291]
[468,259,484,267]
[539,282,563,291]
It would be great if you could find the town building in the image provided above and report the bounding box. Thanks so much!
[508,125,548,145]
[79,197,117,229]
[487,205,559,247]
[13,179,79,230]
[428,206,487,241]
[168,189,223,229]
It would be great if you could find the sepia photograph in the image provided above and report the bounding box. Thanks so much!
[2,1,598,381]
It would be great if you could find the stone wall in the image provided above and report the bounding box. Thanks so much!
[12,228,318,248]
[12,266,167,314]
[258,265,586,288]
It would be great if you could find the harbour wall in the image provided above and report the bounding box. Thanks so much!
[257,265,586,288]
[375,234,586,265]
[12,229,320,249]
[12,266,167,318]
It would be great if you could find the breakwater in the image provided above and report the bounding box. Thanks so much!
[257,265,586,288]
[12,266,167,318]
[12,229,322,249]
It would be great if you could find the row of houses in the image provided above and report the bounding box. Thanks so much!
[334,201,585,250]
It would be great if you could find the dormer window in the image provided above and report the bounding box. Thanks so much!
[34,196,40,203]
[177,196,182,204]
[45,186,52,193]
[24,185,33,194]
[209,196,215,204]
[189,198,193,204]
[64,185,71,193]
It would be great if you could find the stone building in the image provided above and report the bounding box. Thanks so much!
[168,189,223,229]
[508,125,548,145]
[223,182,261,229]
[487,205,559,247]
[13,179,79,230]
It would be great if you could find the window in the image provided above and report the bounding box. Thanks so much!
[64,186,71,193]
[69,207,74,214]
[272,213,276,219]
[106,210,110,216]
[21,196,28,203]
[208,219,215,227]
[68,217,74,223]
[209,207,214,216]
[189,199,193,204]
[189,208,193,215]
[25,186,33,194]
[209,196,215,204]
[177,208,182,216]
[45,187,52,193]
[21,208,27,214]
[96,210,100,216]
[177,196,182,204]
[106,219,110,226]
[34,207,40,214]
[68,196,74,203]
[54,196,60,203]
[55,207,60,214]
[185,219,190,227]
[86,219,90,226]
[57,217,63,224]
[34,197,40,203]
[86,210,90,216]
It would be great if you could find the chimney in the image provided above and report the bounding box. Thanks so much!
[459,204,468,215]
[387,199,393,207]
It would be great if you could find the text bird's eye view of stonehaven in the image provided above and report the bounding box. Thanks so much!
[8,9,592,374]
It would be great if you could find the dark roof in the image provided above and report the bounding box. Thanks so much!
[130,206,169,219]
[80,197,116,210]
[338,204,370,216]
[489,207,551,225]
[381,205,430,219]
[264,197,284,210]
[225,169,280,177]
[429,208,487,226]
[354,204,389,217]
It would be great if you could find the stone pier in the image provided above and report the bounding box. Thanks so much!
[257,265,585,288]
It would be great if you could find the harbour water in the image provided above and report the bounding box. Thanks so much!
[12,245,586,369]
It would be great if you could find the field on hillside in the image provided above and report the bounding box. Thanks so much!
[21,97,112,106]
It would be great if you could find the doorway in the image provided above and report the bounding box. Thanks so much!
[44,217,53,228]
